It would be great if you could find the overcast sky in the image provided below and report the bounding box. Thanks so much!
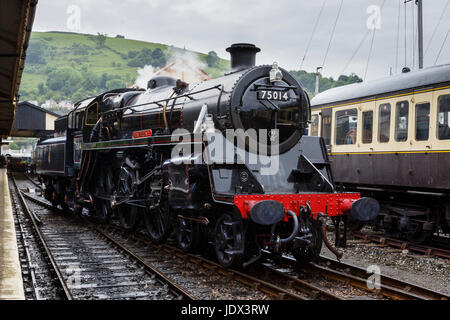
[32,0,450,81]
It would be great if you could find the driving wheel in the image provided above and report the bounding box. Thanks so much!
[214,214,244,268]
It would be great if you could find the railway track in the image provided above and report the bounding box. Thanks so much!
[10,184,45,299]
[106,224,449,300]
[23,172,42,190]
[258,252,449,300]
[10,173,195,300]
[351,231,450,259]
[305,256,447,300]
[13,172,449,300]
[312,256,449,300]
[101,224,341,300]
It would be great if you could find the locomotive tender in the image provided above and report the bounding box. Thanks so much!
[310,64,450,243]
[34,44,378,267]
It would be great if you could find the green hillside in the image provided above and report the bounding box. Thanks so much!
[19,31,361,110]
[19,31,229,105]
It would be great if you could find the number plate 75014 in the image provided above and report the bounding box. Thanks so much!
[257,90,289,101]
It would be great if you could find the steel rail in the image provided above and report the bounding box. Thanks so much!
[23,172,41,190]
[315,255,449,301]
[12,176,42,224]
[255,262,342,300]
[9,185,41,299]
[309,260,429,300]
[10,174,74,300]
[15,214,41,299]
[274,253,448,300]
[352,232,450,259]
[88,224,196,300]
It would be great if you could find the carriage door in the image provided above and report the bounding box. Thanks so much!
[320,108,332,151]
[310,111,320,137]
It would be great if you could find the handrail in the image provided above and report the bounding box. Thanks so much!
[103,85,223,115]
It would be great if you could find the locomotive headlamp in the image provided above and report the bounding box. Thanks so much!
[270,62,283,82]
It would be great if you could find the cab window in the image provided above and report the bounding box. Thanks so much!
[335,109,357,145]
[310,114,319,136]
[75,111,85,129]
[415,103,430,141]
[85,103,98,125]
[438,94,450,140]
[395,101,409,142]
[378,103,391,143]
[321,115,331,145]
[362,111,373,144]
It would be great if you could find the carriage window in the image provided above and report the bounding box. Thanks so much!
[85,104,98,125]
[362,111,373,144]
[335,109,358,145]
[310,114,319,136]
[395,101,409,142]
[438,94,450,140]
[415,103,430,141]
[321,115,331,145]
[378,103,391,143]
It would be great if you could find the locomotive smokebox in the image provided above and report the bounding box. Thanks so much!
[226,43,261,72]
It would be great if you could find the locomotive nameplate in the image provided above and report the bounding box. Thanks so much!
[257,90,289,101]
[132,129,153,139]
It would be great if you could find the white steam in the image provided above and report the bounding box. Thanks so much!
[134,65,155,89]
[167,50,207,75]
[133,49,208,89]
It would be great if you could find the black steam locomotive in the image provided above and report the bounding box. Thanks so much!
[34,44,378,267]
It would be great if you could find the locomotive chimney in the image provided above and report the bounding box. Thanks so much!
[226,43,261,72]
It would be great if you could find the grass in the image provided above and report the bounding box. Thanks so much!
[20,31,229,96]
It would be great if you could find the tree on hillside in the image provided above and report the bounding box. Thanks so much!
[71,43,91,55]
[151,48,167,68]
[341,73,363,83]
[72,88,87,103]
[99,73,108,89]
[91,33,107,48]
[27,40,47,64]
[105,79,124,90]
[46,67,83,96]
[81,71,100,90]
[206,51,219,68]
[128,51,139,59]
[45,65,57,74]
[289,70,362,96]
[37,82,47,95]
[127,48,153,68]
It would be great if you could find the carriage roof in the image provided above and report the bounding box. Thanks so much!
[311,63,450,107]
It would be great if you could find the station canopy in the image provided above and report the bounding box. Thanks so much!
[0,0,37,137]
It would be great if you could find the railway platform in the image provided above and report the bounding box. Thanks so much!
[0,169,24,299]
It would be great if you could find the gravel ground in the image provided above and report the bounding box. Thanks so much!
[321,228,450,295]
